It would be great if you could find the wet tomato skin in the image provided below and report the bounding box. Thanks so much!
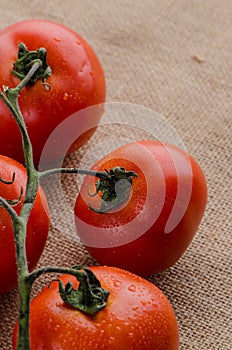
[0,155,50,294]
[75,140,207,276]
[12,266,179,350]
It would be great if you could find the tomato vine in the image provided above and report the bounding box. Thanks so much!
[0,45,136,350]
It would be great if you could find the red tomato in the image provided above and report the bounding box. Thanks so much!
[0,155,50,294]
[0,19,106,165]
[12,266,179,349]
[75,140,207,276]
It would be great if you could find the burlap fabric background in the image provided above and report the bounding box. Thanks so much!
[0,1,231,349]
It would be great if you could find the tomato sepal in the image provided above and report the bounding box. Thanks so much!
[54,266,110,316]
[11,42,52,88]
[89,166,138,213]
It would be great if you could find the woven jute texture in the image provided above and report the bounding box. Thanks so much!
[0,1,231,349]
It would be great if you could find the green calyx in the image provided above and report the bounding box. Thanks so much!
[89,166,138,213]
[11,43,52,88]
[56,267,110,316]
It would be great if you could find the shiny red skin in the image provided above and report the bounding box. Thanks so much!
[0,19,106,165]
[0,155,50,294]
[75,140,207,276]
[12,266,180,350]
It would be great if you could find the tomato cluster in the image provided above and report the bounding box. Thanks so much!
[0,19,208,350]
[0,18,106,295]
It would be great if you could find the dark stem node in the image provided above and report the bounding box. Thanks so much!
[56,266,110,316]
[89,166,138,213]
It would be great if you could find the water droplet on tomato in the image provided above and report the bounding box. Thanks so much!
[113,279,122,287]
[63,93,69,101]
[110,275,123,287]
[132,306,139,311]
[109,336,115,342]
[55,302,62,307]
[54,324,61,331]
[53,37,61,43]
[128,284,137,292]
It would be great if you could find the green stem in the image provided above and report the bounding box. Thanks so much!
[26,266,86,283]
[1,62,40,223]
[13,219,32,350]
[0,63,42,350]
[16,280,32,350]
[39,167,110,180]
[0,196,18,219]
[39,166,138,213]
